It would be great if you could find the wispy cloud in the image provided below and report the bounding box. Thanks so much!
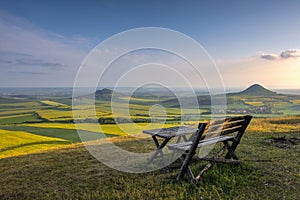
[0,51,66,71]
[0,58,12,64]
[9,71,46,75]
[0,12,91,87]
[16,58,65,69]
[216,50,300,89]
[260,49,300,60]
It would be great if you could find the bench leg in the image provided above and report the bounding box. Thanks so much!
[177,154,195,183]
[195,143,227,182]
[170,136,189,161]
[225,142,239,160]
[147,136,171,165]
[195,162,213,182]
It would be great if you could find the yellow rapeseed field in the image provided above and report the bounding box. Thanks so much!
[0,129,70,158]
[40,100,70,108]
[20,123,177,136]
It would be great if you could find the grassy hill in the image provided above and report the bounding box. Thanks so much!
[0,117,299,199]
[159,84,300,116]
[231,84,277,96]
[0,86,299,199]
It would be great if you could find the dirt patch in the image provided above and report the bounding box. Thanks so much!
[270,136,300,148]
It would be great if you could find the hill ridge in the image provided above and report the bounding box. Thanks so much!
[232,84,276,96]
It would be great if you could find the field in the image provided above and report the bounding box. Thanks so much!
[0,117,299,199]
[0,129,70,158]
[0,88,299,199]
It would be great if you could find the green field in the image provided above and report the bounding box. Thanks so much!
[0,90,299,157]
[0,89,299,199]
[0,117,299,199]
[0,129,70,158]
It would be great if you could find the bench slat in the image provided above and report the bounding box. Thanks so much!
[207,119,245,133]
[168,135,235,151]
[203,125,243,138]
[207,116,247,126]
[143,126,197,138]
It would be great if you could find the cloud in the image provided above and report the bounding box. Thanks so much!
[0,16,87,63]
[260,53,279,60]
[261,49,300,61]
[0,58,12,64]
[0,51,65,71]
[9,71,46,75]
[280,49,300,59]
[16,58,65,69]
[0,12,91,87]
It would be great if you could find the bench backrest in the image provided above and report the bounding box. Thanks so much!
[169,115,252,181]
[201,115,253,140]
[189,115,252,154]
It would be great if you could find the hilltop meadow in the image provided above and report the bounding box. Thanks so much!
[0,86,299,199]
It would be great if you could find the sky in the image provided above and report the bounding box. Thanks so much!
[0,0,300,89]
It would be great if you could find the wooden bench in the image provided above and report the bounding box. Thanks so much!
[143,126,197,165]
[168,115,252,184]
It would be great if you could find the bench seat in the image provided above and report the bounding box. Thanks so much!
[168,135,235,151]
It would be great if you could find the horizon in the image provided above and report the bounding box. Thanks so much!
[1,82,298,90]
[1,84,300,96]
[0,1,300,89]
[1,83,300,90]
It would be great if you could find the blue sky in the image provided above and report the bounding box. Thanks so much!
[0,0,300,88]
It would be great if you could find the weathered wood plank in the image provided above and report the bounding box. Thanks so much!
[143,126,197,138]
[169,135,235,151]
[206,119,245,133]
[207,115,249,127]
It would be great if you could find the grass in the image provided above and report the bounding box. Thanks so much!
[0,125,113,143]
[247,116,300,133]
[0,117,299,199]
[22,122,177,137]
[244,101,264,106]
[277,104,300,115]
[1,94,298,124]
[0,129,71,158]
[291,99,300,104]
[0,113,43,125]
[0,109,38,117]
[37,110,75,121]
[40,100,70,108]
[0,101,42,107]
[120,96,162,102]
[0,97,27,104]
[0,93,299,199]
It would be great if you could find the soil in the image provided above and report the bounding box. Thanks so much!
[270,136,300,148]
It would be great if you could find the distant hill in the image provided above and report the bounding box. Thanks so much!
[162,84,279,108]
[96,88,113,95]
[95,88,114,101]
[231,84,276,96]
